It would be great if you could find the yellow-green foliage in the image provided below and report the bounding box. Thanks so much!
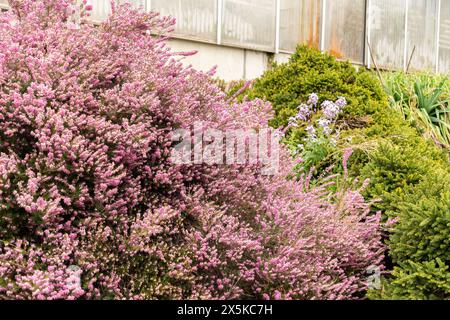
[249,45,450,300]
[250,46,387,128]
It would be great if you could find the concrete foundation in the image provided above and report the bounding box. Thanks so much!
[167,38,292,81]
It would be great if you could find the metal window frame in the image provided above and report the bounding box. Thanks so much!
[365,0,411,71]
[436,0,442,73]
[320,0,327,52]
[275,0,281,54]
[403,0,409,71]
[217,0,223,45]
[365,0,372,69]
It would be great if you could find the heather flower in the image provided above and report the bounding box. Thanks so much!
[385,217,400,227]
[0,0,383,300]
[343,148,354,179]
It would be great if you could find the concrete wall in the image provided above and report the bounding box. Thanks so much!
[167,38,291,81]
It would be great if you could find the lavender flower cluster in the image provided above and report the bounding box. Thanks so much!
[288,94,346,150]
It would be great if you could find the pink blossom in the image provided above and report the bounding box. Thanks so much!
[0,0,383,300]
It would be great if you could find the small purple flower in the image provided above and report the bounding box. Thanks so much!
[318,120,332,135]
[343,148,354,179]
[296,104,310,121]
[317,118,331,129]
[306,125,316,136]
[321,100,341,120]
[335,97,347,109]
[308,93,319,105]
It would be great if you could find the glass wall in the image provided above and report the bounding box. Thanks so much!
[323,0,366,64]
[152,0,217,43]
[369,0,406,70]
[81,0,450,73]
[221,0,277,51]
[1,0,448,73]
[406,0,439,71]
[439,0,450,73]
[280,0,321,52]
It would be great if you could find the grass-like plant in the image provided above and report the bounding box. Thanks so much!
[384,72,450,151]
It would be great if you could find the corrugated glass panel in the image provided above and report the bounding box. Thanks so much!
[87,0,112,22]
[406,0,439,71]
[151,0,217,43]
[369,0,406,70]
[439,0,450,73]
[279,0,321,52]
[222,0,276,52]
[323,0,365,63]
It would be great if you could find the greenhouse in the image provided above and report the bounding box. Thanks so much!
[66,1,450,73]
[1,0,448,76]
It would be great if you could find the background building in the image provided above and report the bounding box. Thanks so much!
[1,0,449,80]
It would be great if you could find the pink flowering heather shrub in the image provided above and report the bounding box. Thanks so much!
[0,0,383,300]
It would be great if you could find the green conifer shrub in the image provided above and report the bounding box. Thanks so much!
[248,45,450,300]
